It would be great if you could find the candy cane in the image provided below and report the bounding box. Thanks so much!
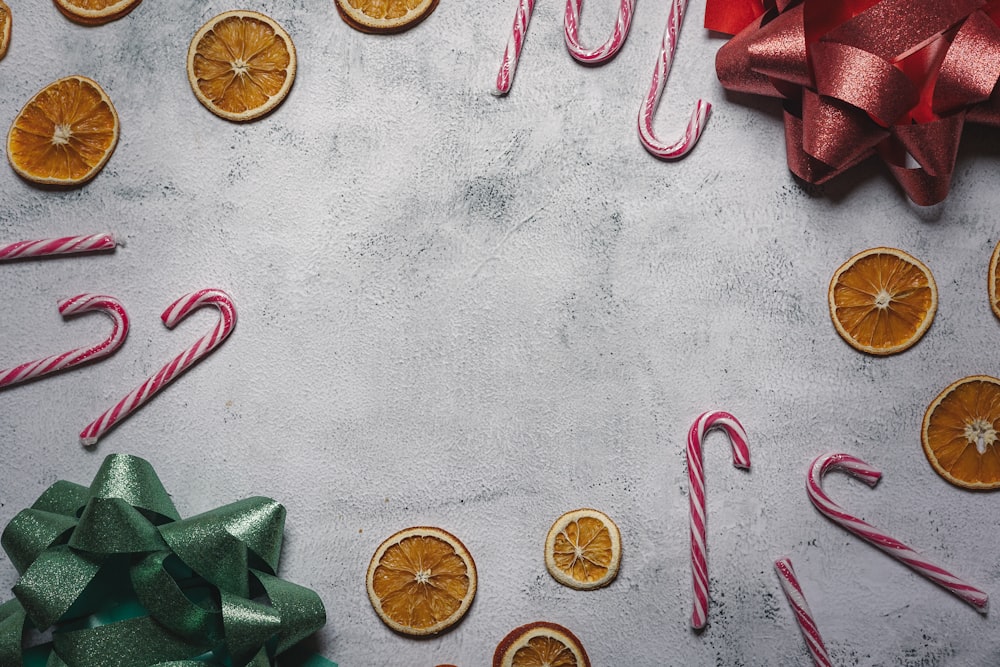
[495,0,535,95]
[0,233,116,261]
[564,0,635,64]
[638,0,711,159]
[79,288,237,447]
[774,557,832,667]
[687,410,750,629]
[0,294,128,389]
[807,453,988,613]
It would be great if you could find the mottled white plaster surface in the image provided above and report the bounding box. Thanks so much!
[2,1,1000,665]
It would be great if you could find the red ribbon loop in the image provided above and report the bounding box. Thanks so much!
[712,0,1000,204]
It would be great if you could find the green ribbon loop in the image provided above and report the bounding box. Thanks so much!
[0,454,333,667]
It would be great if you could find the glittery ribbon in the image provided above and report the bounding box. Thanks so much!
[710,0,1000,205]
[0,454,334,667]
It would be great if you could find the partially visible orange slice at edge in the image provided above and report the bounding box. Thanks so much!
[923,375,1000,490]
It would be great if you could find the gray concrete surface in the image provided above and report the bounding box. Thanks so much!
[2,1,1000,665]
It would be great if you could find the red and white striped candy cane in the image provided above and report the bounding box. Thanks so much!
[807,453,988,613]
[774,557,832,667]
[79,288,237,447]
[0,233,116,261]
[638,0,711,158]
[495,0,536,95]
[0,294,128,388]
[687,410,750,629]
[564,0,635,64]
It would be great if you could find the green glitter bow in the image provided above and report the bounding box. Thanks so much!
[0,454,333,667]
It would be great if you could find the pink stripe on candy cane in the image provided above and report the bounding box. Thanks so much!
[774,557,832,667]
[496,0,536,95]
[79,288,237,447]
[807,453,988,613]
[564,0,635,64]
[687,411,750,630]
[0,234,116,261]
[0,294,129,388]
[638,0,711,158]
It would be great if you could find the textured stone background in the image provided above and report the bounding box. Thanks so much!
[2,1,1000,665]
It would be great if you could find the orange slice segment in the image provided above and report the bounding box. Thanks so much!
[0,1,10,60]
[493,622,591,667]
[334,0,439,33]
[366,526,477,636]
[988,240,1000,321]
[187,10,296,122]
[922,375,1000,490]
[7,75,119,186]
[544,508,621,590]
[53,0,142,25]
[828,247,937,356]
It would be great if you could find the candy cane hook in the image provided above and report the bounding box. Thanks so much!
[495,0,536,95]
[687,411,750,629]
[774,557,832,667]
[807,453,988,613]
[0,294,129,389]
[80,288,237,447]
[638,0,711,159]
[0,233,117,261]
[564,0,635,64]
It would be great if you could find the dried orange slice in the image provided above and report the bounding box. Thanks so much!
[187,10,296,122]
[7,76,119,186]
[988,240,1000,321]
[0,1,10,60]
[828,247,937,356]
[922,375,1000,490]
[544,508,621,590]
[53,0,142,25]
[366,526,476,636]
[334,0,439,33]
[493,622,591,667]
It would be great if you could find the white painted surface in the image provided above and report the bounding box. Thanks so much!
[1,1,999,665]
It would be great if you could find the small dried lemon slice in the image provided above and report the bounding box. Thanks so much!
[7,75,119,186]
[828,247,937,356]
[0,1,10,60]
[988,240,1000,321]
[187,10,296,122]
[544,508,621,590]
[923,375,1000,490]
[493,621,591,667]
[334,0,439,33]
[53,0,142,25]
[366,526,477,636]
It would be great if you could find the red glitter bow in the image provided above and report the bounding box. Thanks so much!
[708,0,1000,205]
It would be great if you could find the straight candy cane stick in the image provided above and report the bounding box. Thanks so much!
[495,0,536,95]
[0,294,129,388]
[638,0,711,158]
[564,0,635,64]
[774,557,832,667]
[80,288,237,447]
[807,452,988,613]
[0,233,116,260]
[687,410,750,629]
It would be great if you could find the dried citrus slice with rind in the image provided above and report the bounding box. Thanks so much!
[334,0,439,33]
[53,0,142,25]
[493,621,591,667]
[988,240,1000,321]
[7,75,119,186]
[366,526,477,636]
[0,1,10,60]
[544,508,621,590]
[828,247,937,356]
[922,375,1000,490]
[186,10,296,122]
